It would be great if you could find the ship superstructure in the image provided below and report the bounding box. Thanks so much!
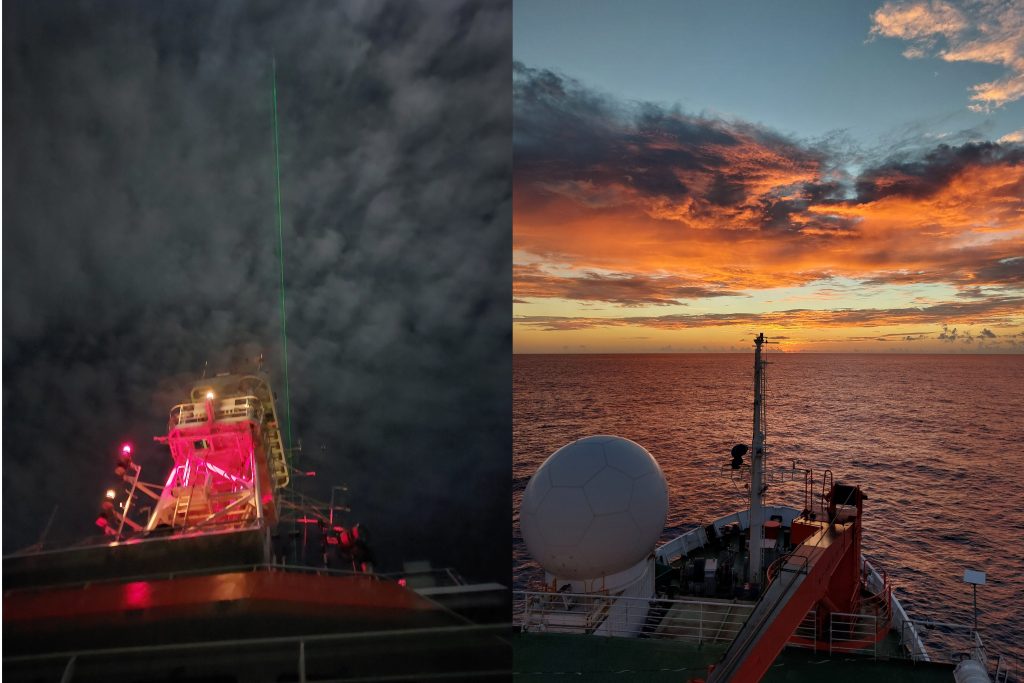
[147,373,288,533]
[3,368,510,682]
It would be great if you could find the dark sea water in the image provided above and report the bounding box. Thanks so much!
[513,353,1024,663]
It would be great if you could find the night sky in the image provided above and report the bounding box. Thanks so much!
[3,0,511,584]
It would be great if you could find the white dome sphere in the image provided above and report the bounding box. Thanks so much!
[520,435,668,580]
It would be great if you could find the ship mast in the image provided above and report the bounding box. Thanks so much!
[748,333,767,585]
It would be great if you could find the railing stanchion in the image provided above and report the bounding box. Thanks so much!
[699,601,703,644]
[59,655,76,683]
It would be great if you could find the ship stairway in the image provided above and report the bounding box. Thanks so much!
[172,495,212,529]
[261,414,290,489]
[707,521,857,683]
[638,599,673,638]
[172,495,192,528]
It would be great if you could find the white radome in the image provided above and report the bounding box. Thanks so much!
[520,435,668,580]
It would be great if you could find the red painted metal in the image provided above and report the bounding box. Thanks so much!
[155,411,277,526]
[5,571,436,625]
[707,484,873,683]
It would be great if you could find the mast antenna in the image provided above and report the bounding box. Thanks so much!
[271,56,294,459]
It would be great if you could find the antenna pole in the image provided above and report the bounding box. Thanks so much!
[748,333,767,585]
[271,56,294,457]
[973,584,978,632]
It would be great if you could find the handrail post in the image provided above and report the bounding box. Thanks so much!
[699,601,703,643]
[60,655,77,683]
[873,615,878,659]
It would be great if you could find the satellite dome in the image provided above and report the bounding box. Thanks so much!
[520,435,668,580]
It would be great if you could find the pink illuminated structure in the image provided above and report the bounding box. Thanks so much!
[143,373,290,534]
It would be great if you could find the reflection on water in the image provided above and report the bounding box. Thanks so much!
[513,352,1024,662]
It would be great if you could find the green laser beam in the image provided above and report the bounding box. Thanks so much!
[271,56,294,459]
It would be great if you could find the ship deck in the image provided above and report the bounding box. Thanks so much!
[4,551,512,682]
[513,632,956,682]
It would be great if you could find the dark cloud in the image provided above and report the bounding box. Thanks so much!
[3,0,510,584]
[514,264,742,306]
[856,252,1024,289]
[515,297,1024,331]
[854,142,1024,203]
[850,331,932,341]
[513,62,840,233]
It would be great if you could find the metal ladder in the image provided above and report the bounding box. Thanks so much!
[994,654,1009,683]
[262,416,290,489]
[173,494,192,528]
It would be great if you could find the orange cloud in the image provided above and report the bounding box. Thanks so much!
[513,65,1024,350]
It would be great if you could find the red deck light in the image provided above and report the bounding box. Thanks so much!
[116,444,134,478]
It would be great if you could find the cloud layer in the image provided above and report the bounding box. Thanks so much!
[516,296,1024,331]
[513,63,1024,348]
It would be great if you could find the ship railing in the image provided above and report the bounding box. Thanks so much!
[993,643,1015,683]
[515,590,756,643]
[829,611,880,658]
[656,525,709,562]
[3,622,511,683]
[168,396,264,430]
[786,609,818,648]
[898,618,1007,669]
[655,505,802,565]
[887,591,929,661]
[379,567,468,588]
[859,559,893,627]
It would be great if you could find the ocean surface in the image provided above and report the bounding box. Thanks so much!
[513,353,1023,664]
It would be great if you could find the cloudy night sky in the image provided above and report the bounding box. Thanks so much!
[3,0,510,583]
[513,0,1024,353]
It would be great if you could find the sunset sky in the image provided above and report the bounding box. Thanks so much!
[513,0,1023,353]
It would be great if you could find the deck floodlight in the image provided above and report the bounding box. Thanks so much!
[105,489,116,500]
[206,391,215,400]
